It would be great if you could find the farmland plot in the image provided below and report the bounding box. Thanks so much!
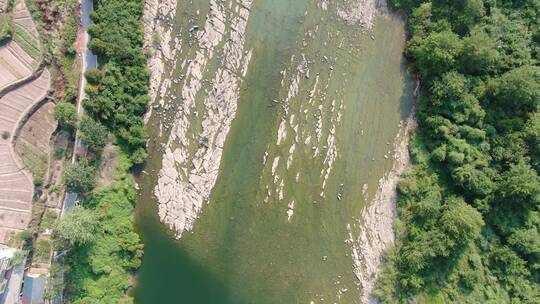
[0,69,50,244]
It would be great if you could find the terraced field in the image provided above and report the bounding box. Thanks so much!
[0,0,40,90]
[0,69,50,243]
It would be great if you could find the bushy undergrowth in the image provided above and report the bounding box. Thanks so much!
[64,155,143,303]
[54,0,148,302]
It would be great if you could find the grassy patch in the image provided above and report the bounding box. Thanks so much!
[39,209,57,233]
[12,22,40,59]
[34,238,51,263]
[0,14,12,45]
[16,141,48,183]
[65,153,143,302]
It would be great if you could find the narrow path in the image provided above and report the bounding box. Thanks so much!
[72,0,97,164]
[62,0,97,216]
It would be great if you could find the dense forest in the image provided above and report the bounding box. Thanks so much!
[376,0,540,303]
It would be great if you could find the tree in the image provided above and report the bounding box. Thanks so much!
[411,30,463,77]
[485,10,533,70]
[130,147,147,164]
[375,0,540,302]
[488,66,540,115]
[455,0,486,33]
[120,123,147,148]
[85,68,103,85]
[440,197,484,244]
[54,207,99,246]
[499,161,540,205]
[80,118,108,154]
[461,27,500,74]
[409,3,432,37]
[508,228,540,257]
[452,164,496,196]
[54,102,78,130]
[63,162,97,193]
[524,112,540,159]
[489,246,530,284]
[429,72,486,124]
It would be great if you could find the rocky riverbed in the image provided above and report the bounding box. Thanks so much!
[136,0,414,303]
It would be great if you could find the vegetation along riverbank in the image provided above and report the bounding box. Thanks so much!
[52,0,148,302]
[376,0,540,303]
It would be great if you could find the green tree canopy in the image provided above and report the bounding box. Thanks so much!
[461,27,501,74]
[54,102,78,131]
[54,207,99,246]
[63,162,97,194]
[375,1,540,302]
[80,118,108,154]
[488,66,540,115]
[499,161,540,206]
[411,30,463,77]
[440,196,484,244]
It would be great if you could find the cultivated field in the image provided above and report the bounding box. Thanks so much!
[0,0,41,91]
[15,101,57,183]
[11,0,40,60]
[0,41,34,90]
[0,69,50,244]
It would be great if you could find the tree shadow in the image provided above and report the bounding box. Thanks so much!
[133,216,249,304]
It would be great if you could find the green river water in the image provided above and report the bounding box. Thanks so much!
[134,0,413,303]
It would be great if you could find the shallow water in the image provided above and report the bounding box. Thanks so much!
[134,1,413,303]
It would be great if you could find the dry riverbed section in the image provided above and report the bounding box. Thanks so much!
[146,0,254,237]
[350,112,416,303]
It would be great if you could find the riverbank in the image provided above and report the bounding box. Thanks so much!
[352,105,416,303]
[58,0,148,302]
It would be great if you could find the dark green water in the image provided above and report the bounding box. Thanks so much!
[134,0,413,303]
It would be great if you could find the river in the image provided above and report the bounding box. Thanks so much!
[134,0,413,303]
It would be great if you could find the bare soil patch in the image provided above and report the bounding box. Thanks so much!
[97,143,119,188]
